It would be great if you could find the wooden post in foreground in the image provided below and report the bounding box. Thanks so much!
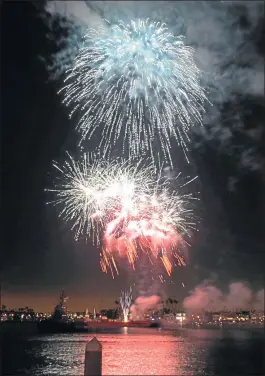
[84,337,102,376]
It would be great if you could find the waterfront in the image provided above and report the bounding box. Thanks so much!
[2,326,264,375]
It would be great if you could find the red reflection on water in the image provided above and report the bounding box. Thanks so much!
[98,329,187,375]
[32,329,210,375]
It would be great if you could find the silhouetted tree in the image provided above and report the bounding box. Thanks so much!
[173,299,178,312]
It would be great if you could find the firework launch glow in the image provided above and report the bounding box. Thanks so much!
[120,287,133,322]
[48,153,196,277]
[61,18,208,164]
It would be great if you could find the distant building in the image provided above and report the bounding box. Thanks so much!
[175,312,186,320]
[0,308,36,322]
[212,312,236,322]
[164,313,176,321]
[212,312,220,321]
[203,311,213,322]
[236,311,250,321]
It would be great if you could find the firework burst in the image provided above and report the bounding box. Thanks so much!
[47,152,155,243]
[47,153,197,277]
[61,18,208,164]
[101,184,195,278]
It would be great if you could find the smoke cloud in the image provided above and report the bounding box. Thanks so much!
[45,1,104,28]
[130,295,161,320]
[183,281,264,312]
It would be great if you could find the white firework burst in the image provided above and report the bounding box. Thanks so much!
[46,153,156,243]
[61,18,208,164]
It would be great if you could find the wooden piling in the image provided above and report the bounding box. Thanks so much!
[84,337,102,376]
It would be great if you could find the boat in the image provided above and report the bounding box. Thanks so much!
[37,291,87,333]
[149,321,161,328]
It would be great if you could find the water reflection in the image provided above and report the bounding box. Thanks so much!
[2,327,264,375]
[122,327,128,335]
[203,330,264,376]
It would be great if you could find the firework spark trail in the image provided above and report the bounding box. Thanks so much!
[47,153,155,243]
[101,184,196,277]
[120,287,133,322]
[61,18,208,164]
[47,153,197,276]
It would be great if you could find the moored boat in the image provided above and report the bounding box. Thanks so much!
[37,291,79,333]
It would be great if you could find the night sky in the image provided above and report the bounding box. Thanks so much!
[1,1,264,312]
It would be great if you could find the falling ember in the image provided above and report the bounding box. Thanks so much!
[160,254,173,276]
[100,250,119,279]
[174,253,186,267]
[120,287,133,323]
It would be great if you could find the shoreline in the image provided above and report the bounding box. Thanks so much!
[1,320,263,336]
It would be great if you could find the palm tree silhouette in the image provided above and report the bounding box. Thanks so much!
[167,298,175,312]
[173,299,178,312]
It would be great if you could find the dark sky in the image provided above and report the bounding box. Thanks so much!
[1,1,264,311]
